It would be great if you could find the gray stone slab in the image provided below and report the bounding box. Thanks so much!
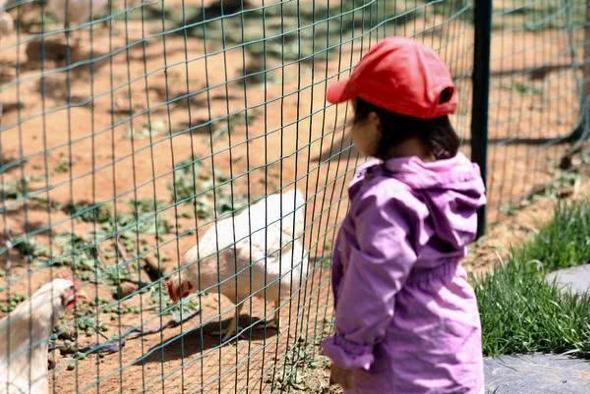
[545,264,590,295]
[484,354,590,394]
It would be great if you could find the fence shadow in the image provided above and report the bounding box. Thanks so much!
[171,0,254,35]
[135,315,277,364]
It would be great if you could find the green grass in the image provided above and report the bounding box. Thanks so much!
[268,320,335,393]
[63,201,112,223]
[475,201,590,358]
[168,158,248,220]
[517,202,590,272]
[53,233,100,271]
[54,154,71,174]
[0,293,25,314]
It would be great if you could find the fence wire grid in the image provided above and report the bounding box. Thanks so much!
[0,0,586,393]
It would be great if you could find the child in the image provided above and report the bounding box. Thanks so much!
[321,37,486,393]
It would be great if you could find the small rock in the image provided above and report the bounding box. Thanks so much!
[66,362,76,371]
[113,97,133,115]
[58,328,77,341]
[59,340,78,356]
[559,155,582,171]
[559,156,573,170]
[113,282,138,300]
[557,187,574,199]
[0,102,24,114]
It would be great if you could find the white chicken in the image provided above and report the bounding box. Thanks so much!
[167,189,309,341]
[0,279,78,394]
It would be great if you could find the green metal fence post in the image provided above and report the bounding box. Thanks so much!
[471,0,492,238]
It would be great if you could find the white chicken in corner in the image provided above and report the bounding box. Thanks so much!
[167,189,309,341]
[0,279,78,394]
[0,0,13,36]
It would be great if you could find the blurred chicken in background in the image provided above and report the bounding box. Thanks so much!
[0,278,82,394]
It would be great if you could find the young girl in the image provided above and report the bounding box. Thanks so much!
[321,37,486,393]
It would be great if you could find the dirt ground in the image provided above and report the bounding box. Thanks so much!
[0,1,586,392]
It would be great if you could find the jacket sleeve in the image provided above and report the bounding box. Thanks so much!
[321,191,421,370]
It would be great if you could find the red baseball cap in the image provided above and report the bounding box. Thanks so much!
[326,37,457,119]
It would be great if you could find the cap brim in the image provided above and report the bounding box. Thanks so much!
[326,78,355,104]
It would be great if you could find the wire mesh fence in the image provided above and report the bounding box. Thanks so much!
[0,0,586,393]
[486,0,586,222]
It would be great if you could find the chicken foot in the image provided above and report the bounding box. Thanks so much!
[210,300,280,342]
[210,302,244,342]
[264,301,280,331]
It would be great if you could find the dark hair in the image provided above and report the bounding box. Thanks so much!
[353,98,460,160]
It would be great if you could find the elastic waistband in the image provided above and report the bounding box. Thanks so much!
[405,259,460,286]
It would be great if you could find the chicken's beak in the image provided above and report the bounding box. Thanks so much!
[63,286,87,310]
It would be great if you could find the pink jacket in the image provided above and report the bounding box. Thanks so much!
[322,153,486,393]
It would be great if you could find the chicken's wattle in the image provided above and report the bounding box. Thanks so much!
[166,280,178,303]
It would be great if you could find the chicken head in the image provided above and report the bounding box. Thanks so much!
[166,275,195,304]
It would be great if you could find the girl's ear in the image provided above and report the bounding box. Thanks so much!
[367,111,383,133]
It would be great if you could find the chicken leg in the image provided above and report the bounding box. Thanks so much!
[265,300,280,331]
[211,302,243,342]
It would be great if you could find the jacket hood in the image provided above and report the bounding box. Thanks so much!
[383,153,486,248]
